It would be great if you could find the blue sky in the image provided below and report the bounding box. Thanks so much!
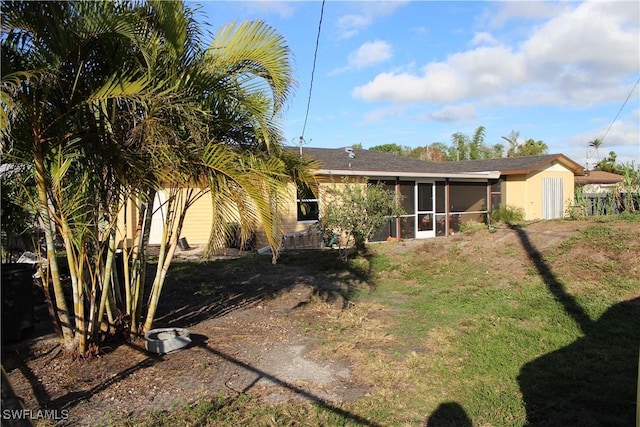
[194,1,640,168]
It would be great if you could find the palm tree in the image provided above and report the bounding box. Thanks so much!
[2,0,154,351]
[469,126,486,160]
[502,130,520,157]
[588,138,603,164]
[2,0,299,353]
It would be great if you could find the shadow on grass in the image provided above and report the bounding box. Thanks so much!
[425,401,472,426]
[151,250,371,328]
[188,333,382,426]
[510,223,639,426]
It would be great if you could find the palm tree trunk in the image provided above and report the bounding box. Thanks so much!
[96,230,117,336]
[142,195,188,332]
[59,219,85,352]
[129,189,154,334]
[33,150,75,349]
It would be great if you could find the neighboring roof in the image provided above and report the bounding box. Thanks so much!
[292,147,499,179]
[289,147,584,178]
[575,170,624,185]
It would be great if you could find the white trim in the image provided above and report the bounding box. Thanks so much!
[314,169,500,179]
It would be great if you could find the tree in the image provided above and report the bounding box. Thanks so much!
[369,143,404,156]
[595,151,618,173]
[450,132,469,161]
[1,0,298,354]
[502,130,520,157]
[469,126,486,160]
[588,138,603,164]
[408,143,448,162]
[514,138,548,156]
[319,179,404,259]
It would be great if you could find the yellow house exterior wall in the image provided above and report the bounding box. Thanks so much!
[504,162,576,220]
[180,192,215,244]
[504,175,529,218]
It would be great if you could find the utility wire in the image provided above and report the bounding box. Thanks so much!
[300,0,325,141]
[600,76,640,143]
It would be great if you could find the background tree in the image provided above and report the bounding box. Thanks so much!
[514,138,548,156]
[588,138,603,164]
[408,143,448,162]
[502,130,520,157]
[595,151,619,173]
[369,143,404,156]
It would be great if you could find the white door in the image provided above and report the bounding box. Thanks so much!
[416,182,436,238]
[542,178,564,219]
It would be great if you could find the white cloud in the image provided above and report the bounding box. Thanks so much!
[417,104,477,123]
[353,45,523,103]
[331,40,393,74]
[335,1,408,39]
[486,2,571,28]
[470,32,499,46]
[352,1,639,109]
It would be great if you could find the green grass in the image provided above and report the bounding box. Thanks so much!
[123,219,639,426]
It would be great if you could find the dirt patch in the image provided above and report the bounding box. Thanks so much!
[2,251,372,426]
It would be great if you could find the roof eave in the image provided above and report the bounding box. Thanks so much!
[313,169,501,179]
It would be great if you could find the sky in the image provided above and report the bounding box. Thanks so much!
[193,1,640,168]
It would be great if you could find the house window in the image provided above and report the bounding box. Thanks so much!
[490,178,504,211]
[297,184,319,222]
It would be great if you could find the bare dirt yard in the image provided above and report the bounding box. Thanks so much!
[2,219,639,426]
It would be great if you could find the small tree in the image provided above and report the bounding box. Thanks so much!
[319,178,404,259]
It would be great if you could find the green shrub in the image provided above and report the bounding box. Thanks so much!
[490,205,525,223]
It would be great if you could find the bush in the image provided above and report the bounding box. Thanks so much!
[319,178,404,258]
[490,205,525,223]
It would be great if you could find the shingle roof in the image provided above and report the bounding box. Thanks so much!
[428,154,585,175]
[289,147,585,176]
[575,170,624,185]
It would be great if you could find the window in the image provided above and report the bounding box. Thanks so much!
[490,178,504,211]
[449,182,486,212]
[297,184,319,221]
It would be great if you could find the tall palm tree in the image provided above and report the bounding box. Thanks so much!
[2,0,299,353]
[588,138,603,164]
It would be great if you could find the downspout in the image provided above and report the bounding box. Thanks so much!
[445,178,450,236]
[395,177,401,238]
[486,180,492,227]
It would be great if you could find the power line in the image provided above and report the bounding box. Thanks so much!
[600,76,640,143]
[300,0,325,141]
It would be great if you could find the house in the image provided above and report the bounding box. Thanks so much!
[575,170,624,193]
[281,149,585,243]
[421,153,586,221]
[142,148,586,248]
[574,170,625,216]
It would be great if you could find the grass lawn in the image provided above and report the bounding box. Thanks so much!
[126,218,640,426]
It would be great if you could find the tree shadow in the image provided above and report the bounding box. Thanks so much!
[5,341,163,412]
[150,250,369,329]
[188,333,382,426]
[3,250,373,417]
[424,401,472,426]
[510,224,639,426]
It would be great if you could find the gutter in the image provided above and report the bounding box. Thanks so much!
[313,169,501,180]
